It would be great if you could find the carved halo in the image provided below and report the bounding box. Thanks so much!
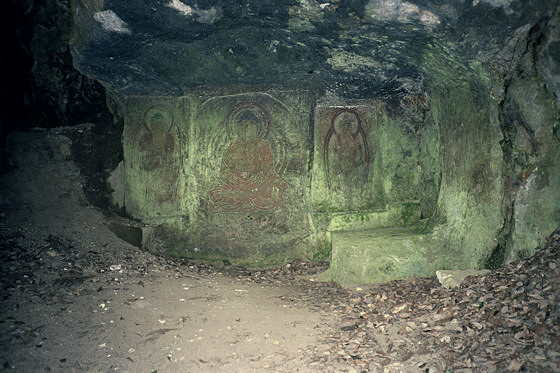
[225,101,271,140]
[324,108,371,188]
[131,104,174,143]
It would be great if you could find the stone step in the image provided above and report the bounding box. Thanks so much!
[318,227,435,286]
[316,202,421,232]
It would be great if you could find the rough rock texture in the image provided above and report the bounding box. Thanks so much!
[499,10,560,263]
[321,228,435,286]
[70,0,556,97]
[0,0,107,134]
[64,0,560,278]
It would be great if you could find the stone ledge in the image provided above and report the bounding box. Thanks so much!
[317,226,434,286]
[317,202,421,232]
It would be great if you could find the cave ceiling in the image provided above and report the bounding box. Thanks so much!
[71,0,558,98]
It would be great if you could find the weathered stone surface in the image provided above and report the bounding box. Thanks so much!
[122,96,186,219]
[319,227,434,286]
[323,202,420,232]
[311,99,432,237]
[312,104,382,212]
[71,1,556,98]
[428,71,505,271]
[186,90,314,262]
[64,0,560,276]
[435,269,491,289]
[117,91,437,268]
[500,12,560,263]
[116,89,316,263]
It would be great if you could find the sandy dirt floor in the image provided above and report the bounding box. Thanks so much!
[0,125,558,372]
[0,128,340,372]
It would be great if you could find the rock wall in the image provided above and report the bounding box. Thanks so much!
[498,9,560,263]
[428,66,505,270]
[72,1,560,273]
[111,89,439,265]
[1,0,107,132]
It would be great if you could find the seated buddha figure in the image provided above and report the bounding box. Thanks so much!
[209,119,287,212]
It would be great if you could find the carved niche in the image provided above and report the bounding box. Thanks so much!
[313,105,382,212]
[324,108,370,191]
[123,98,184,219]
[208,101,289,213]
[191,91,313,255]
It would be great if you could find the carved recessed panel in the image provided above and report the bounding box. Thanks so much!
[209,102,288,213]
[123,98,185,218]
[314,105,381,211]
[324,108,370,190]
[191,91,313,253]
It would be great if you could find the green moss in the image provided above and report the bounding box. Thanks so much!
[122,96,188,220]
[505,76,560,262]
[418,116,442,219]
[400,202,421,225]
[319,227,435,286]
[422,46,504,271]
[319,203,421,232]
[377,113,423,203]
[311,238,332,261]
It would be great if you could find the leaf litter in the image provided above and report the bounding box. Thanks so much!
[0,127,558,372]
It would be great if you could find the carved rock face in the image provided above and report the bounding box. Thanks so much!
[81,1,560,274]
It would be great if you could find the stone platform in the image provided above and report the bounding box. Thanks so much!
[318,227,435,286]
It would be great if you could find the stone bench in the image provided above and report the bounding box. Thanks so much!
[318,226,434,286]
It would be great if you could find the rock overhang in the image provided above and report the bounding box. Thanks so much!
[69,0,552,98]
[69,0,560,281]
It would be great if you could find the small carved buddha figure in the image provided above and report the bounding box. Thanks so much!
[136,108,179,206]
[326,109,369,191]
[138,110,175,171]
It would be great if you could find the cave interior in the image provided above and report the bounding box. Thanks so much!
[1,0,559,285]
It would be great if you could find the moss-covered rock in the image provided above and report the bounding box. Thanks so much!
[505,71,560,262]
[423,48,505,270]
[66,0,559,278]
[319,227,434,286]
